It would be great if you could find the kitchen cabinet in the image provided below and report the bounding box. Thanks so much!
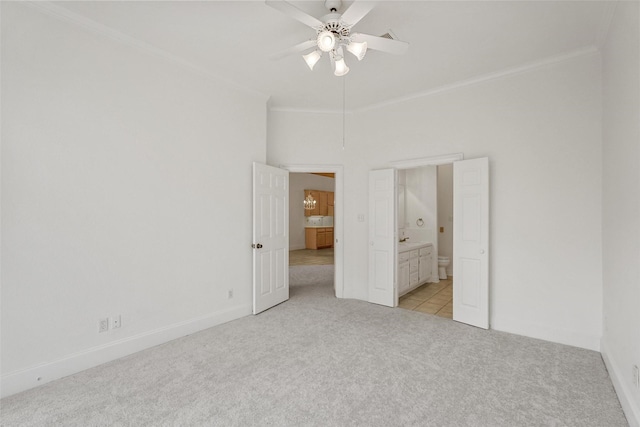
[398,243,434,297]
[305,227,334,249]
[316,191,328,216]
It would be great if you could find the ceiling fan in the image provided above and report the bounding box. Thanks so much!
[267,0,409,76]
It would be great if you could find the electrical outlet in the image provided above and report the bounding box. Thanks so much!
[111,315,121,329]
[228,290,233,299]
[633,365,639,389]
[98,318,109,333]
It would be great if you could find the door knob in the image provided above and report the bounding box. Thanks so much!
[480,249,485,254]
[252,243,263,249]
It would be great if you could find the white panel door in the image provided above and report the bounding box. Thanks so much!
[368,169,397,307]
[453,157,489,329]
[253,162,289,315]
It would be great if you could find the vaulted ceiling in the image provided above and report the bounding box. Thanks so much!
[52,1,613,111]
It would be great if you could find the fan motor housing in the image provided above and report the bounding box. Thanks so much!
[320,14,350,38]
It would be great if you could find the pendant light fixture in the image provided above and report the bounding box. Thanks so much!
[304,194,317,210]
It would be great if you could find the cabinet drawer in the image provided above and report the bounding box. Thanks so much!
[409,259,418,273]
[419,246,433,256]
[410,250,419,258]
[399,252,410,263]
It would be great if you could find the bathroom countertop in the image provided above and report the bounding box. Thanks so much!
[305,226,334,229]
[398,242,432,251]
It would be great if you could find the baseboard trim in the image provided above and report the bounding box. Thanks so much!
[0,303,252,398]
[601,338,640,427]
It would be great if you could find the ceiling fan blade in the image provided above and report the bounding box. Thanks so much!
[340,1,376,27]
[350,33,409,55]
[270,39,317,60]
[265,1,324,29]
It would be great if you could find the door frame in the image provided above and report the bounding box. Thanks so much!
[390,153,465,169]
[279,164,344,299]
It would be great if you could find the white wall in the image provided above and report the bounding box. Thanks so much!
[601,1,640,425]
[289,173,335,250]
[1,3,267,396]
[268,52,603,350]
[437,164,454,276]
[405,167,437,245]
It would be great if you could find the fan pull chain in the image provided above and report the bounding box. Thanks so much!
[342,76,346,150]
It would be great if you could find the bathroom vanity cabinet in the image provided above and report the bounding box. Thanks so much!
[398,243,433,296]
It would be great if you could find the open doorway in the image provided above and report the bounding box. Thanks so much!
[283,165,344,299]
[289,173,335,267]
[396,164,454,320]
[378,153,488,329]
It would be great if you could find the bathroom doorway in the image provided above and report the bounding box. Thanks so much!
[396,163,454,320]
[386,153,489,329]
[398,163,453,319]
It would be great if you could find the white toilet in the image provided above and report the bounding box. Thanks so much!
[438,256,450,280]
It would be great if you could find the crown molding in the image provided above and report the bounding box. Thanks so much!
[356,45,600,113]
[22,1,602,114]
[595,1,619,50]
[268,45,600,115]
[21,1,268,101]
[268,106,354,115]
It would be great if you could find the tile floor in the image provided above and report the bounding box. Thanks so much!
[289,248,334,266]
[290,249,453,319]
[399,278,453,319]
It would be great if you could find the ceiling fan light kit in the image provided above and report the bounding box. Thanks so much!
[267,0,408,77]
[317,30,337,52]
[346,41,367,61]
[303,50,323,70]
[333,54,350,77]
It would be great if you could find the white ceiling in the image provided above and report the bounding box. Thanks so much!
[52,1,612,111]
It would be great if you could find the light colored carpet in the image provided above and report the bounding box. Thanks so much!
[1,265,627,426]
